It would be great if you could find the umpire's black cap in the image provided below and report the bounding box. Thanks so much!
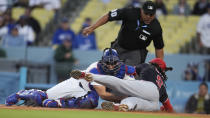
[208,3,210,9]
[142,1,156,15]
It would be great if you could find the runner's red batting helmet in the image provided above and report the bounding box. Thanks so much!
[149,58,166,71]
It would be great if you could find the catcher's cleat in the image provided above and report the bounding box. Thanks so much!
[70,70,85,79]
[101,102,129,112]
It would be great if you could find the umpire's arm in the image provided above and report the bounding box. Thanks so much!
[83,8,125,36]
[153,27,164,59]
[155,48,164,60]
[83,13,109,36]
[153,19,164,59]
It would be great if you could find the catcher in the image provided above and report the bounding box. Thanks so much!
[5,77,99,108]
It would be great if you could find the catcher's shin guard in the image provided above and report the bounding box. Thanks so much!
[5,93,20,106]
[43,91,99,109]
[64,90,99,109]
[42,99,62,108]
[5,90,28,106]
[76,90,99,108]
[18,89,47,106]
[6,89,47,106]
[43,98,78,108]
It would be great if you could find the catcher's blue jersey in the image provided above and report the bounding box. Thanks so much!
[88,62,136,79]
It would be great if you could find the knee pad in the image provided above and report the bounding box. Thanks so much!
[43,98,78,108]
[43,91,99,109]
[85,90,99,108]
[74,90,99,109]
[42,99,62,108]
[63,98,77,108]
[18,89,36,100]
[5,93,19,106]
[31,90,47,106]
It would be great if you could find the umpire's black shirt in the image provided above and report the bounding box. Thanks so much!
[135,63,168,103]
[108,7,164,50]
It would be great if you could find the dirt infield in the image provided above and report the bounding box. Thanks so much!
[0,105,209,118]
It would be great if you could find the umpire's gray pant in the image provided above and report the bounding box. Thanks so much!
[111,41,148,66]
[91,74,159,111]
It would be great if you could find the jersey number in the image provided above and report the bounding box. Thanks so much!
[156,75,163,89]
[111,9,117,17]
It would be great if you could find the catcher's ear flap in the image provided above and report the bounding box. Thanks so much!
[165,67,173,72]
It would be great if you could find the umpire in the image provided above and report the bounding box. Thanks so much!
[83,1,164,66]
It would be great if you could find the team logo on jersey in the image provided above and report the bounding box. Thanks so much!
[139,34,147,41]
[142,25,147,28]
[143,29,151,35]
[148,6,153,10]
[156,75,163,89]
[111,9,117,17]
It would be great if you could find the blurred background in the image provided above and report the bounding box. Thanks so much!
[0,0,210,114]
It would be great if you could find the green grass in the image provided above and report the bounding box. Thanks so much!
[0,109,196,118]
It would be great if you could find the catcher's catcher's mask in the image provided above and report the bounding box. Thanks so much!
[100,48,122,74]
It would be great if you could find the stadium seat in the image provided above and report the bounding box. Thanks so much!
[149,15,200,54]
[12,8,54,29]
[31,8,54,29]
[71,0,127,50]
[12,7,25,20]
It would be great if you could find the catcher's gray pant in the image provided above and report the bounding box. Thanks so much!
[91,74,159,111]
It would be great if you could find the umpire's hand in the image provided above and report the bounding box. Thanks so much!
[82,26,94,36]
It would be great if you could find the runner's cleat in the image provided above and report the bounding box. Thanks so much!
[118,104,129,112]
[70,70,85,79]
[101,102,129,111]
[101,102,119,111]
